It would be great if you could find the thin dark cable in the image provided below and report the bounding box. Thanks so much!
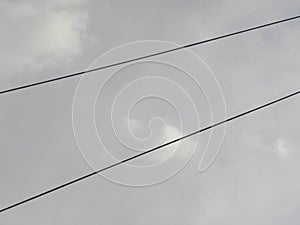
[1,89,299,213]
[0,15,299,95]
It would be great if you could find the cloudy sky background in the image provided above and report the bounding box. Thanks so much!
[1,0,300,224]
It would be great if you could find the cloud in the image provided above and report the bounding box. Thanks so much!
[0,0,89,75]
[1,0,300,224]
[125,116,197,163]
[275,138,290,156]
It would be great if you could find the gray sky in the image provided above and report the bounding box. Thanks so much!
[0,0,300,224]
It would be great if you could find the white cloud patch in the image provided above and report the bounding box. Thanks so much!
[127,117,146,136]
[275,138,290,156]
[125,116,197,163]
[0,0,89,75]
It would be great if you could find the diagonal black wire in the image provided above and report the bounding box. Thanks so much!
[1,89,299,213]
[0,15,299,96]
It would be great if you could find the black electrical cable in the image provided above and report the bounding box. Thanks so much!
[1,89,299,213]
[0,15,299,96]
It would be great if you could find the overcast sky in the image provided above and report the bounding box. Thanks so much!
[1,0,300,224]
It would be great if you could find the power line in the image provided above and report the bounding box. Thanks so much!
[0,15,299,96]
[1,89,299,213]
